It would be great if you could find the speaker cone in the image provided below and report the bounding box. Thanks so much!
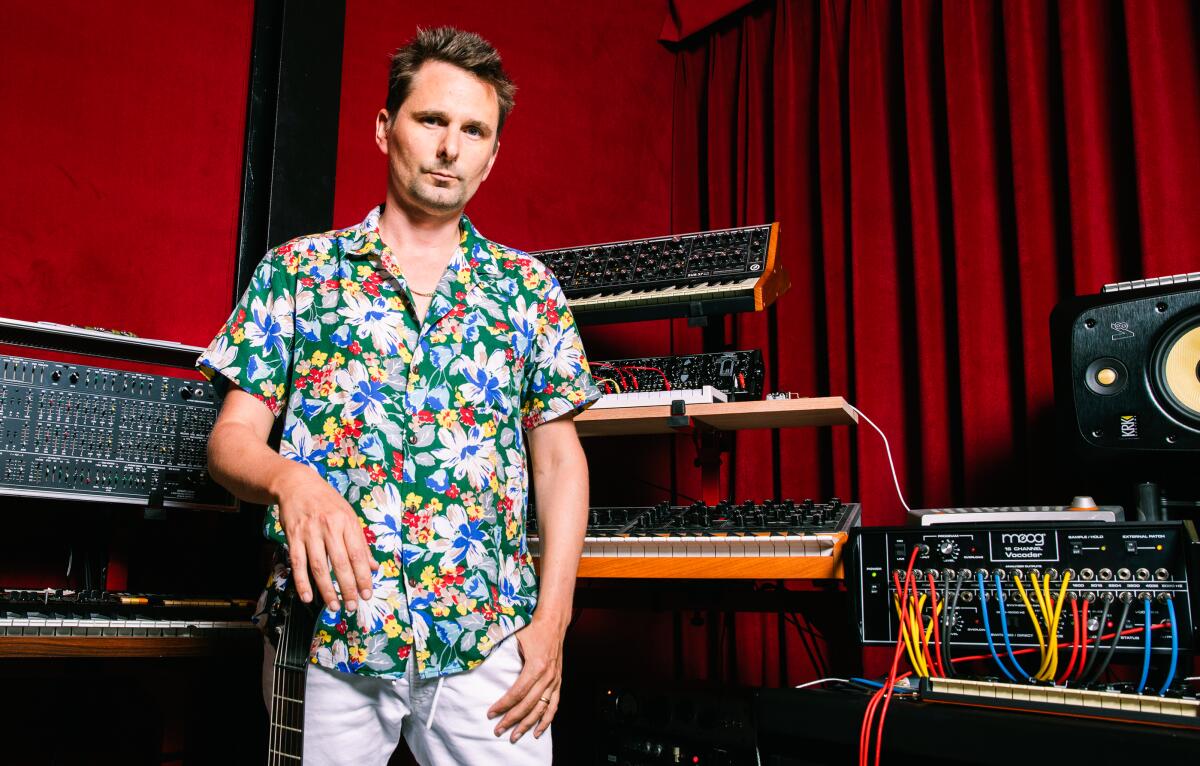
[1151,314,1200,426]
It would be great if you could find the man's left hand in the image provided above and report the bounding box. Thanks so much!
[487,616,565,742]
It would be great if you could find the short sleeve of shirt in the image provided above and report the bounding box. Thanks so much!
[520,269,603,429]
[195,249,296,417]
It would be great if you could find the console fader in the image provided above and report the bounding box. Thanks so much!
[0,354,233,510]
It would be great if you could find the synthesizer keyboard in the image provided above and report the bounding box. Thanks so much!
[529,500,859,579]
[591,386,727,409]
[532,224,788,325]
[922,677,1199,729]
[0,589,257,657]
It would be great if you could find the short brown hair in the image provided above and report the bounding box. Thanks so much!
[386,27,516,134]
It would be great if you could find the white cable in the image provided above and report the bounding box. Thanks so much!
[794,677,851,689]
[846,404,913,513]
[1185,676,1200,682]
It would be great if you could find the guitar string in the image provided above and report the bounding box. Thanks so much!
[270,609,278,765]
[289,601,303,759]
[270,602,283,765]
[288,604,297,758]
[284,600,296,760]
[272,598,290,764]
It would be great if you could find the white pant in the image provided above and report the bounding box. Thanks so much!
[265,636,552,765]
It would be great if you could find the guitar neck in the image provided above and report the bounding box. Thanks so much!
[266,588,317,764]
[268,664,306,763]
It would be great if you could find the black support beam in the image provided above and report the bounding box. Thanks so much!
[234,0,346,303]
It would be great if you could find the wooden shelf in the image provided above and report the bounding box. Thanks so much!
[575,396,857,437]
[0,633,259,659]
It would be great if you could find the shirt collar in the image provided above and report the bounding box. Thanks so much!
[345,205,489,328]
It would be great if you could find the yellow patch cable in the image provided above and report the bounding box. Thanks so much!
[1013,572,1048,671]
[1040,572,1072,681]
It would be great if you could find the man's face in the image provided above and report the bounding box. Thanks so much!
[376,60,501,218]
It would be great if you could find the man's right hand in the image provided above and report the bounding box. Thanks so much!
[206,388,379,614]
[274,467,378,611]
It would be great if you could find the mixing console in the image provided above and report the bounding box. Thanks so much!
[0,354,233,510]
[531,223,787,324]
[591,350,764,401]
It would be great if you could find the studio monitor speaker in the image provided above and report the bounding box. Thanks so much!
[1051,275,1200,454]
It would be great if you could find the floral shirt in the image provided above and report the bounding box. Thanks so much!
[197,206,601,679]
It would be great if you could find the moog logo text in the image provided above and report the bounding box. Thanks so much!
[1001,533,1045,545]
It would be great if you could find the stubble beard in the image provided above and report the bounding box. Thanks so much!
[407,174,467,213]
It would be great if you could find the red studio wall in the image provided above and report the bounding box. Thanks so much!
[1,2,254,349]
[334,1,675,261]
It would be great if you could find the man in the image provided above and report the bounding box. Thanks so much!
[198,27,600,765]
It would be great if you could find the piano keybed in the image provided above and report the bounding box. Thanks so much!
[528,500,859,579]
[590,386,728,409]
[0,589,257,656]
[923,676,1200,729]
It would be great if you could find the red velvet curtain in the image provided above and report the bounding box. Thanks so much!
[669,0,1200,530]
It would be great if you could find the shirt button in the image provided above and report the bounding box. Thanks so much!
[407,434,418,445]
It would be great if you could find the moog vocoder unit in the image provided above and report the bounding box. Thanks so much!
[850,522,1196,651]
[0,354,233,510]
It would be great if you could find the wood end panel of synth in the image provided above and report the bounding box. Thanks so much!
[753,222,787,311]
[561,533,847,580]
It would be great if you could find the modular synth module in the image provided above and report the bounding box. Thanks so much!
[0,354,233,510]
[592,350,765,402]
